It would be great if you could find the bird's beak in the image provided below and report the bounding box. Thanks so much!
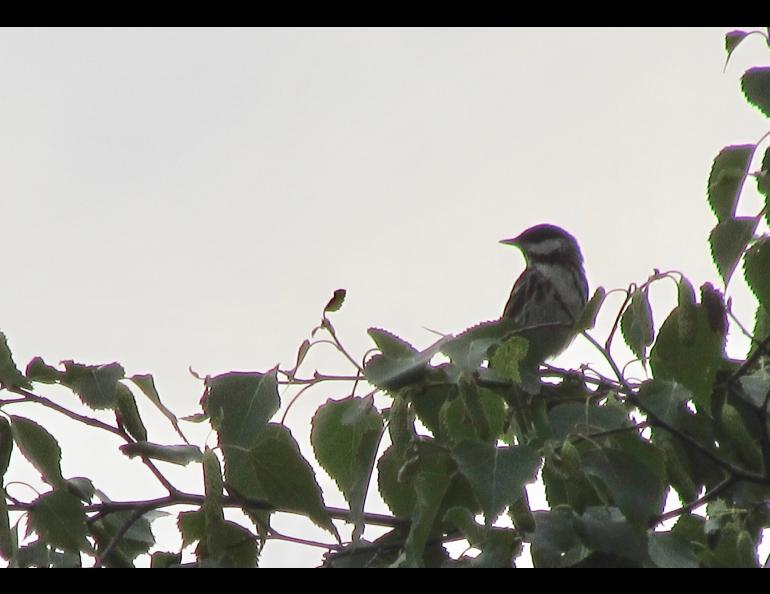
[499,237,519,246]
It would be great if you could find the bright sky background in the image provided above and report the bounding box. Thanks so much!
[1,27,769,567]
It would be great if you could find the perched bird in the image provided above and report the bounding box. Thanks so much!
[500,224,589,365]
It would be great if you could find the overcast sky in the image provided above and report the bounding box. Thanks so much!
[1,27,768,567]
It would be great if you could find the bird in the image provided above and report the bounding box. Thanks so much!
[499,223,589,367]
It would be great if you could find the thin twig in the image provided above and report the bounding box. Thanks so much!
[650,476,737,527]
[93,505,150,568]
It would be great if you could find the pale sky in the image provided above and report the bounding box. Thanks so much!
[1,27,768,567]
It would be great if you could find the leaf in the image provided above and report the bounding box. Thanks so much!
[707,145,753,222]
[178,510,205,547]
[724,30,749,70]
[60,361,125,410]
[440,318,519,372]
[376,445,417,518]
[758,146,770,202]
[744,236,770,311]
[620,287,654,364]
[582,448,665,527]
[677,275,697,345]
[441,386,506,443]
[10,416,64,487]
[529,507,580,568]
[637,380,692,427]
[0,496,12,560]
[649,298,725,410]
[737,366,770,409]
[0,332,32,390]
[203,370,280,500]
[489,336,529,383]
[363,342,438,391]
[249,423,335,535]
[709,217,758,286]
[741,67,770,118]
[572,506,648,563]
[548,403,629,441]
[119,442,203,466]
[129,374,188,443]
[367,327,417,358]
[25,357,63,384]
[93,510,157,566]
[0,417,12,478]
[451,441,540,525]
[115,383,148,442]
[324,288,347,313]
[151,551,182,568]
[66,477,96,502]
[28,489,90,553]
[574,287,606,333]
[310,396,383,539]
[199,521,258,568]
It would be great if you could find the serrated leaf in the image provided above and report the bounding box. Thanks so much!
[441,386,506,443]
[451,441,540,525]
[93,509,157,567]
[0,417,12,478]
[151,551,182,568]
[249,423,335,535]
[60,361,124,410]
[363,341,438,391]
[204,371,280,506]
[376,444,417,518]
[199,520,258,568]
[25,357,63,384]
[637,380,692,427]
[0,332,32,390]
[530,507,580,568]
[709,217,758,286]
[620,288,654,363]
[367,327,417,358]
[28,489,90,553]
[741,67,770,118]
[310,396,383,539]
[129,373,188,443]
[582,448,665,527]
[10,416,64,487]
[744,236,770,311]
[573,506,648,563]
[490,336,529,383]
[440,318,519,372]
[574,287,606,333]
[548,403,629,441]
[119,442,203,466]
[650,300,725,410]
[116,383,148,442]
[178,510,205,547]
[707,145,753,222]
[324,288,346,313]
[677,275,697,345]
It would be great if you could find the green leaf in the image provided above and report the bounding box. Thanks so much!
[310,396,383,539]
[573,506,648,563]
[582,448,665,527]
[119,442,203,466]
[178,509,205,547]
[574,287,606,333]
[741,67,770,118]
[249,423,335,535]
[28,489,90,553]
[129,373,188,443]
[620,287,654,363]
[115,383,148,442]
[60,361,125,410]
[151,551,182,568]
[440,318,519,372]
[707,145,753,222]
[649,297,725,410]
[199,521,258,568]
[25,357,63,384]
[203,370,280,500]
[0,332,31,390]
[489,336,529,383]
[10,416,64,487]
[758,146,770,202]
[0,495,12,560]
[376,444,417,518]
[637,380,692,427]
[724,30,749,69]
[441,386,506,443]
[368,327,418,358]
[744,236,770,311]
[529,507,580,568]
[323,288,347,313]
[738,366,770,409]
[66,477,96,502]
[548,403,629,441]
[0,417,12,479]
[709,217,758,286]
[451,441,540,525]
[92,510,158,567]
[203,448,225,529]
[363,340,439,391]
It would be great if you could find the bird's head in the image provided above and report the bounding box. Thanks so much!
[500,223,584,266]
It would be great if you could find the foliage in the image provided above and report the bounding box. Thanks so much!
[2,28,770,568]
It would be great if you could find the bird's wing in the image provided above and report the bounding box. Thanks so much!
[502,268,542,321]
